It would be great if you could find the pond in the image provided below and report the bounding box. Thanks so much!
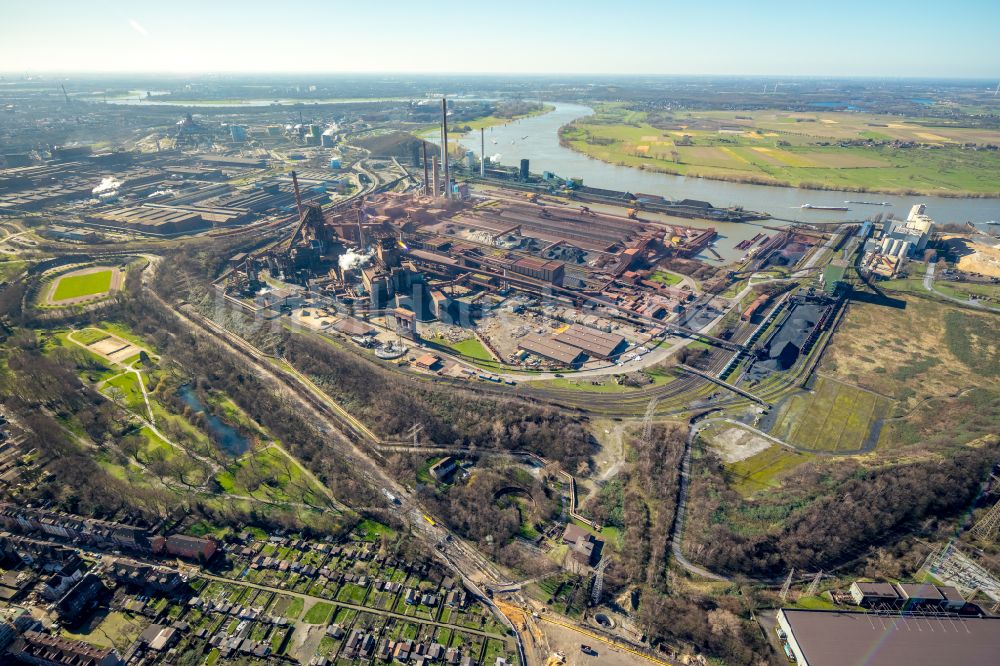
[177,385,250,456]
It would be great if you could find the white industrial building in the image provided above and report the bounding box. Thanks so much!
[860,203,935,276]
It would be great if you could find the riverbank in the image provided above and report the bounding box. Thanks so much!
[415,103,554,142]
[557,105,1000,198]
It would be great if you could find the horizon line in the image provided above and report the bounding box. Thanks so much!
[1,71,997,82]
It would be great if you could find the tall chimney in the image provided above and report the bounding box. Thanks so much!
[422,142,430,196]
[441,97,450,200]
[432,156,440,198]
[480,127,485,177]
[291,170,304,219]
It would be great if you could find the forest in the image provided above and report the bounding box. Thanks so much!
[683,441,1000,577]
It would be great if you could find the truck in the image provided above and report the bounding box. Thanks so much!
[381,488,399,505]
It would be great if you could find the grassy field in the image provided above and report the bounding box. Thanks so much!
[535,366,675,393]
[451,337,494,362]
[772,376,887,452]
[725,445,814,496]
[103,372,146,412]
[53,268,113,300]
[303,601,336,625]
[649,270,683,286]
[821,293,1000,449]
[214,446,333,508]
[62,610,147,650]
[560,105,1000,195]
[824,295,1000,408]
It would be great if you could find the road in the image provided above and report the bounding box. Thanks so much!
[923,260,1000,312]
[669,419,731,582]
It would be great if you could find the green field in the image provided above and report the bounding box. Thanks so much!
[560,105,1000,196]
[62,610,146,650]
[53,269,113,301]
[451,337,494,361]
[213,446,334,508]
[725,445,814,496]
[103,372,146,412]
[772,376,887,452]
[649,270,683,287]
[303,601,336,624]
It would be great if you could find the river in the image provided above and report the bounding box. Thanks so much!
[445,103,998,260]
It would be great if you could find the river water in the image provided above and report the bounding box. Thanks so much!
[456,104,998,214]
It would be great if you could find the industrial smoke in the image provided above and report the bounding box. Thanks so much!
[92,176,122,195]
[338,249,373,272]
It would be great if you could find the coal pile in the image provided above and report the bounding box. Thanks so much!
[745,302,825,380]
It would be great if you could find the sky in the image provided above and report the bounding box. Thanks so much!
[1,0,997,77]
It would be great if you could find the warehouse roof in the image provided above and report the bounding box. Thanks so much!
[518,334,586,366]
[852,582,898,598]
[555,324,626,359]
[779,609,1000,666]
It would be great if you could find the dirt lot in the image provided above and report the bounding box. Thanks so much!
[708,426,772,463]
[942,235,1000,278]
[89,335,141,363]
[538,616,676,666]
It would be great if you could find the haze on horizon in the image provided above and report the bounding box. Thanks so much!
[2,0,998,78]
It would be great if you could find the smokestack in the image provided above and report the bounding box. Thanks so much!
[291,171,304,219]
[480,127,485,177]
[422,142,430,196]
[432,155,440,198]
[441,97,450,200]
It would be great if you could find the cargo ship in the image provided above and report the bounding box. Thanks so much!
[801,204,849,211]
[845,200,890,206]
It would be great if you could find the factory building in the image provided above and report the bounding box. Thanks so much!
[555,324,627,360]
[777,609,1000,666]
[84,206,209,235]
[506,257,565,286]
[517,334,587,368]
[860,203,935,277]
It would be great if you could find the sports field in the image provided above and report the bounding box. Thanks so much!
[772,376,887,452]
[560,105,1000,195]
[49,266,120,305]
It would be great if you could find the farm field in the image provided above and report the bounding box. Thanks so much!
[560,105,1000,195]
[52,268,113,301]
[771,375,888,452]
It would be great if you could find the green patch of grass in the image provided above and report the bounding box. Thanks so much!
[72,328,111,345]
[649,270,683,286]
[103,372,147,412]
[944,310,1000,377]
[357,519,396,541]
[303,601,335,624]
[61,610,146,650]
[53,269,113,301]
[794,595,838,610]
[283,597,304,620]
[772,377,886,452]
[0,260,27,281]
[725,446,814,496]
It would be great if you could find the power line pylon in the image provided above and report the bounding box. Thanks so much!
[972,499,1000,542]
[806,571,823,597]
[780,568,795,602]
[641,397,659,444]
[591,558,609,606]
